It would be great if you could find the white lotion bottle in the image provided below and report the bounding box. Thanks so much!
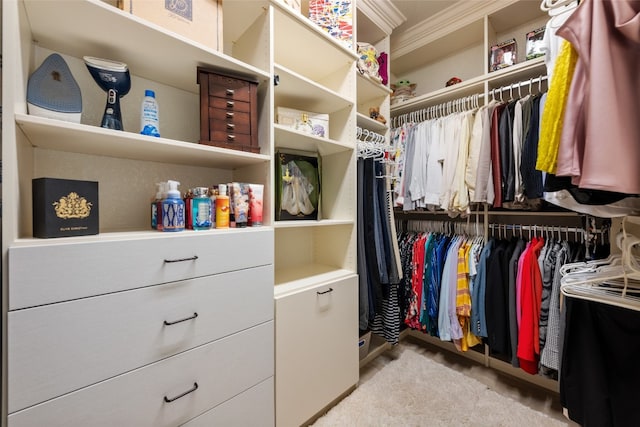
[140,89,160,137]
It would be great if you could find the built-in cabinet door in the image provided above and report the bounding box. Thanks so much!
[275,275,359,427]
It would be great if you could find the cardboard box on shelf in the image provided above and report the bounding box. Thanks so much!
[118,0,223,52]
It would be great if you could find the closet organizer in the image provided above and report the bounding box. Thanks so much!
[381,0,640,425]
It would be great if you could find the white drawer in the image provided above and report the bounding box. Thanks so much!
[8,228,273,309]
[275,275,359,427]
[8,322,274,427]
[181,377,274,427]
[9,265,274,414]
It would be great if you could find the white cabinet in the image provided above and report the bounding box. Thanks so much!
[3,0,274,425]
[275,275,359,427]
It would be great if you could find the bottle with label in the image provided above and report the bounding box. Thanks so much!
[162,180,185,232]
[156,181,167,231]
[140,89,160,137]
[150,182,163,229]
[215,184,230,229]
[192,187,212,230]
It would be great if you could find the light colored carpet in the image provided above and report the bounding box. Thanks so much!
[311,346,568,427]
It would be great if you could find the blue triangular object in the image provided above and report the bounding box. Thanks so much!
[27,53,82,114]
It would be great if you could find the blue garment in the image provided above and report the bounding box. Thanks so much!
[471,238,494,338]
[427,235,450,336]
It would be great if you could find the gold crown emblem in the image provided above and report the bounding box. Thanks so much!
[53,192,93,219]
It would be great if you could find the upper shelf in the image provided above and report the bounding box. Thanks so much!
[16,114,270,169]
[357,73,392,106]
[274,124,352,157]
[22,0,270,94]
[272,0,358,84]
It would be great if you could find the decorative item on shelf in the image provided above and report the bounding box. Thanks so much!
[84,56,131,131]
[369,107,386,125]
[377,51,389,86]
[446,77,462,87]
[356,42,381,82]
[526,26,547,60]
[116,0,223,51]
[489,38,517,72]
[248,184,264,226]
[27,53,82,123]
[277,106,329,138]
[32,178,99,238]
[197,67,260,153]
[390,79,417,105]
[308,0,353,49]
[230,182,250,228]
[275,150,321,221]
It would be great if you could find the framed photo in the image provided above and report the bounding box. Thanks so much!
[275,150,321,221]
[526,26,546,60]
[489,38,517,72]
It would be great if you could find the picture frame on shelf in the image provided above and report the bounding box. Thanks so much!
[526,26,546,60]
[275,149,321,221]
[489,38,517,72]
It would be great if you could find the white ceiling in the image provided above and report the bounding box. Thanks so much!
[390,0,459,36]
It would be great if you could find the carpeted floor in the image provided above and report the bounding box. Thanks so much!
[311,339,574,426]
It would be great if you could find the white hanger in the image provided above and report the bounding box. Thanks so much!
[540,0,578,13]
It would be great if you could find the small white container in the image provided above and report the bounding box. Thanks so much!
[140,89,160,137]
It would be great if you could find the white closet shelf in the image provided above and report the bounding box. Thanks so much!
[274,124,353,156]
[274,219,354,229]
[23,0,269,95]
[16,114,270,169]
[356,113,388,134]
[391,56,546,116]
[10,226,271,248]
[275,64,353,114]
[273,2,357,83]
[274,264,356,297]
[357,73,392,104]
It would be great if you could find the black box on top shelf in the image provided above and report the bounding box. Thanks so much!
[33,178,99,238]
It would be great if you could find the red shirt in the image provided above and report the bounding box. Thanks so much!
[517,237,544,374]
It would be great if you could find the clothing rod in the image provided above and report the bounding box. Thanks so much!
[495,75,548,92]
[488,223,606,234]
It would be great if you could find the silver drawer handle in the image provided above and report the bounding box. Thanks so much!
[226,123,236,130]
[164,382,198,403]
[227,134,236,141]
[164,255,198,263]
[226,111,235,118]
[164,312,198,326]
[225,88,235,96]
[317,287,333,295]
[226,100,235,108]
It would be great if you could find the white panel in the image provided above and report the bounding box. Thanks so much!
[9,228,273,309]
[182,377,274,427]
[275,275,359,427]
[8,322,274,427]
[8,265,274,413]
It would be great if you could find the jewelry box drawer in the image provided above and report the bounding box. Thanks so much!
[8,228,273,309]
[208,108,251,134]
[209,96,251,113]
[8,265,274,414]
[204,73,254,103]
[8,322,274,427]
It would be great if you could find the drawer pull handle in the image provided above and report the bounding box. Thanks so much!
[227,134,236,141]
[226,88,235,96]
[226,111,235,118]
[164,312,198,326]
[164,255,199,263]
[226,100,235,108]
[317,287,333,295]
[226,123,236,130]
[164,382,198,403]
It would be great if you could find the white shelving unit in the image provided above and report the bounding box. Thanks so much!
[2,0,275,425]
[271,2,359,426]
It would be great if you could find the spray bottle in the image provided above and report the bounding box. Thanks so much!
[162,180,185,232]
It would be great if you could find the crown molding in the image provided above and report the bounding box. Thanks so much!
[358,0,407,36]
[391,0,519,60]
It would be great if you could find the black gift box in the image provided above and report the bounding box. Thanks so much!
[33,178,99,238]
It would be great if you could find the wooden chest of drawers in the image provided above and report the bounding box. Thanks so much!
[197,68,259,153]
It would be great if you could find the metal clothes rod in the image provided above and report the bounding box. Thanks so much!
[495,75,548,92]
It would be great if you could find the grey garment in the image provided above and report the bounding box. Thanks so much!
[539,240,562,355]
[508,239,526,367]
[520,95,534,143]
[372,160,389,285]
[402,125,418,211]
[357,159,369,330]
[541,242,569,372]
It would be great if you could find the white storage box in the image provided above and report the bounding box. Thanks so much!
[277,107,329,139]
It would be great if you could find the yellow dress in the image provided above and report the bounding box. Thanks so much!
[536,40,578,174]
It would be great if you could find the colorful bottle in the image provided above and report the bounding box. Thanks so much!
[162,180,185,232]
[215,184,230,229]
[150,182,163,229]
[192,187,212,230]
[140,89,160,137]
